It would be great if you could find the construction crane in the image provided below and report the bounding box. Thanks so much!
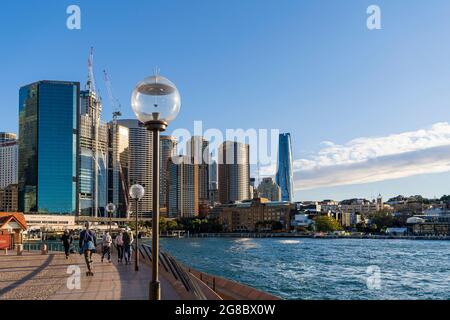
[103,69,122,122]
[87,47,97,95]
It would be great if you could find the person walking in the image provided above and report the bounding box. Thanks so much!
[101,232,112,263]
[61,230,73,259]
[123,230,134,265]
[79,222,97,276]
[115,232,124,263]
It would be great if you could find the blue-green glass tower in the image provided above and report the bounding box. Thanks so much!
[276,133,294,202]
[18,81,80,214]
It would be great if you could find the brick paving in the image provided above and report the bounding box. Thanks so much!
[0,251,180,300]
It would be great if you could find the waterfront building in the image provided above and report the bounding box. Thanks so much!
[0,184,18,212]
[0,212,27,249]
[79,90,108,217]
[0,133,18,189]
[214,198,293,232]
[319,200,340,213]
[160,136,178,212]
[107,122,129,217]
[291,214,314,230]
[116,119,153,218]
[296,201,322,215]
[386,195,428,214]
[407,209,450,236]
[18,81,80,214]
[168,156,199,218]
[23,214,77,232]
[257,177,282,202]
[218,141,251,204]
[339,198,385,216]
[276,133,294,202]
[187,136,210,204]
[341,212,362,228]
[0,132,17,143]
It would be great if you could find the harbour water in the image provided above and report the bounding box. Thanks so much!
[160,238,450,300]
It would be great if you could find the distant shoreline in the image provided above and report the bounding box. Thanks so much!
[162,233,450,241]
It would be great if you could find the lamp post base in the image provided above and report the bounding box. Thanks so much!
[150,280,161,300]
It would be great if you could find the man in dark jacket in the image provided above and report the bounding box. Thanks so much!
[79,222,97,276]
[61,230,73,259]
[122,231,134,265]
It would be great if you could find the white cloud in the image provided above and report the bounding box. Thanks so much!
[262,122,450,190]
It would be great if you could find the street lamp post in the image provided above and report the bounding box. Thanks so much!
[131,74,181,301]
[129,184,145,272]
[106,203,116,235]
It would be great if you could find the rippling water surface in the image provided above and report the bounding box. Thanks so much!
[160,238,450,300]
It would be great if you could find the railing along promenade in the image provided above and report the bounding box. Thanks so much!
[187,233,450,241]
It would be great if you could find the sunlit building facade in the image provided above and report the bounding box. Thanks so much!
[218,141,251,204]
[0,133,18,189]
[117,119,153,218]
[78,90,108,217]
[108,122,129,217]
[168,156,199,218]
[186,136,210,204]
[160,136,177,211]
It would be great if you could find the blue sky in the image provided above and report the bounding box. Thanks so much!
[1,0,450,201]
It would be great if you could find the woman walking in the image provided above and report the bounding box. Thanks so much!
[79,222,97,276]
[115,232,124,264]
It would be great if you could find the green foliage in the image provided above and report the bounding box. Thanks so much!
[313,216,342,233]
[367,209,407,232]
[177,218,223,233]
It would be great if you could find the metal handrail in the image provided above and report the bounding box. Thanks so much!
[141,244,206,300]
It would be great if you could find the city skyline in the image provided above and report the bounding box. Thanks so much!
[1,1,450,201]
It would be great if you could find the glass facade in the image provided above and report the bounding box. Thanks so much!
[276,133,294,202]
[18,81,80,214]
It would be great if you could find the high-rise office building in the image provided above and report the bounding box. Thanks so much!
[208,158,219,205]
[168,155,199,218]
[107,122,129,217]
[186,136,210,204]
[0,132,17,143]
[0,133,18,189]
[218,141,251,204]
[160,136,177,211]
[257,177,282,202]
[79,90,108,217]
[18,81,80,214]
[117,119,153,217]
[0,184,18,212]
[276,133,294,202]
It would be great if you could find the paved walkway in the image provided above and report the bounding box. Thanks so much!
[0,252,180,300]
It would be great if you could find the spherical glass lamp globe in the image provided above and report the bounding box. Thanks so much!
[129,184,145,200]
[131,75,181,126]
[106,203,116,213]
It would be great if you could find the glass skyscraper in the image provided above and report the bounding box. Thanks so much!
[276,133,294,202]
[18,81,80,214]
